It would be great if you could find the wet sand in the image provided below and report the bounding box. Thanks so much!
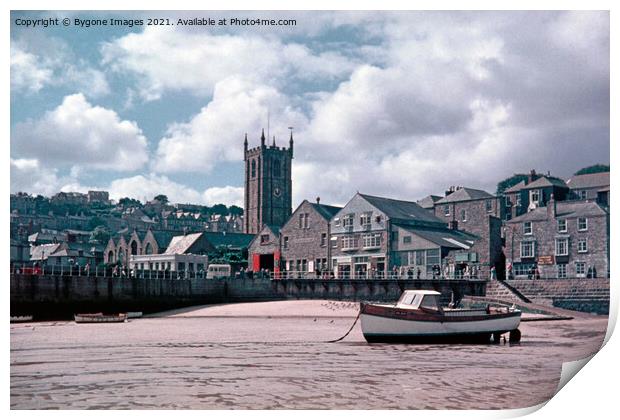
[10,300,608,409]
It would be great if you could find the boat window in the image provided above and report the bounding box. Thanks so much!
[420,295,440,311]
[400,292,415,305]
[411,294,423,308]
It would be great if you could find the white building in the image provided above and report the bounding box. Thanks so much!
[129,253,208,273]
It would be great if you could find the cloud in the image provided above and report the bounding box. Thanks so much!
[101,26,357,100]
[202,186,244,207]
[12,93,149,172]
[154,77,308,173]
[10,40,110,97]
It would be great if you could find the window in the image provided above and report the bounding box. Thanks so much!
[260,234,269,244]
[415,250,425,266]
[362,233,381,249]
[460,209,467,222]
[523,221,532,235]
[342,236,357,250]
[578,239,588,253]
[443,205,450,216]
[555,238,569,256]
[426,249,441,265]
[557,219,567,233]
[251,159,256,178]
[520,241,535,258]
[486,200,493,212]
[360,212,372,228]
[283,236,289,249]
[578,217,588,231]
[576,262,586,277]
[273,159,281,177]
[320,233,327,247]
[403,235,412,244]
[557,263,567,279]
[530,189,540,205]
[516,196,522,207]
[299,213,309,229]
[578,190,587,200]
[330,236,338,248]
[333,217,340,227]
[343,214,354,228]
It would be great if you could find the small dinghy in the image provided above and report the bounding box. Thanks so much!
[74,313,127,323]
[10,315,33,323]
[360,290,521,344]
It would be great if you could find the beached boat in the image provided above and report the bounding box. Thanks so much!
[74,313,127,323]
[10,315,33,323]
[360,290,521,344]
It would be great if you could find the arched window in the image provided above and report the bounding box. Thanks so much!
[118,248,125,263]
[107,250,114,263]
[144,242,153,255]
[251,159,256,178]
[130,241,138,255]
[273,159,281,177]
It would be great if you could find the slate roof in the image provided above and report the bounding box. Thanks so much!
[567,172,610,190]
[523,176,567,189]
[504,181,527,194]
[396,224,478,250]
[359,193,444,226]
[506,201,608,223]
[203,232,254,249]
[416,195,442,209]
[311,203,342,220]
[30,243,63,261]
[152,230,182,248]
[435,188,494,204]
[164,232,203,254]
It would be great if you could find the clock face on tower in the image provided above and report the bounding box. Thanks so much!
[273,187,282,197]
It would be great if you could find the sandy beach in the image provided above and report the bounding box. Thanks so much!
[11,300,608,409]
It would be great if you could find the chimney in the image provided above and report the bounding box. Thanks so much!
[547,194,556,219]
[528,169,537,184]
[316,196,321,205]
[449,220,458,230]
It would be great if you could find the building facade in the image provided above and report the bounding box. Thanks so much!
[504,198,609,279]
[503,171,569,220]
[566,172,610,207]
[243,130,293,235]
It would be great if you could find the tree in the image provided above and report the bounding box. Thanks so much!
[574,164,610,176]
[88,216,106,231]
[153,194,169,204]
[228,205,244,216]
[210,204,228,215]
[496,174,530,195]
[118,197,142,208]
[89,225,110,244]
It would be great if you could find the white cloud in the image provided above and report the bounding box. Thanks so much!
[101,27,357,100]
[154,77,307,173]
[12,93,149,172]
[10,40,110,97]
[202,186,244,207]
[10,46,53,93]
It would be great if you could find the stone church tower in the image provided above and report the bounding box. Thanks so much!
[244,129,293,234]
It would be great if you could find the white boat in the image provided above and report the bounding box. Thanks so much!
[74,313,127,323]
[360,290,521,344]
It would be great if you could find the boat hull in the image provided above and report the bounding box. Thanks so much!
[74,313,127,323]
[360,303,521,344]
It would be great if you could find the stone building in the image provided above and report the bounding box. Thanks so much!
[243,130,293,235]
[280,198,342,277]
[566,172,610,207]
[416,195,442,214]
[504,197,609,279]
[104,229,181,267]
[503,171,569,220]
[247,225,281,273]
[433,186,505,277]
[87,190,110,204]
[330,193,447,278]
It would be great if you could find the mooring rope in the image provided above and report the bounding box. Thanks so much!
[325,310,361,343]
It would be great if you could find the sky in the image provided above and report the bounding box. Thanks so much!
[10,10,610,208]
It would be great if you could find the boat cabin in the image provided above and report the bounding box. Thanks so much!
[396,290,443,313]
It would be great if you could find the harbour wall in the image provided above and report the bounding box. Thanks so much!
[10,274,486,319]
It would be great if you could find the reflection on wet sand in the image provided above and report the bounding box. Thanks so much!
[10,300,607,409]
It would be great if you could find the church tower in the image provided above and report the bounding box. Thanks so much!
[244,129,293,234]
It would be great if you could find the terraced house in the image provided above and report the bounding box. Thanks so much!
[504,197,610,279]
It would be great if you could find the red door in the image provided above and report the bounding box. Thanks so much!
[252,254,261,272]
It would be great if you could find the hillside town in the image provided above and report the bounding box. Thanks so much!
[10,133,610,283]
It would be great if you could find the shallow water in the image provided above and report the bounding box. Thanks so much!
[10,310,607,409]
